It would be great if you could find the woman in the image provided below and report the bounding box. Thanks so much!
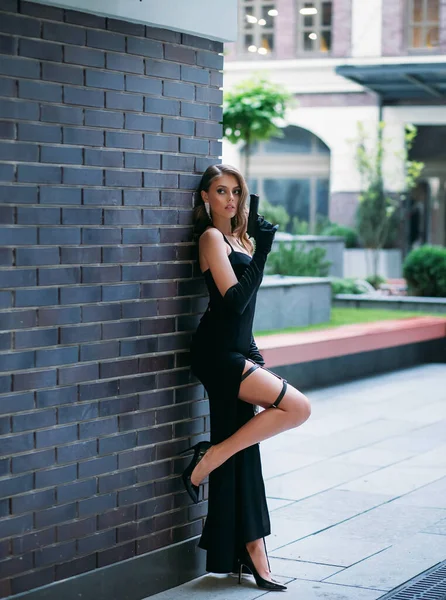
[182,164,311,591]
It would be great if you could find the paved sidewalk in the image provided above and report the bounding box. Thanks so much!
[146,363,446,600]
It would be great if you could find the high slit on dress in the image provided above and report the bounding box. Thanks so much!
[189,233,271,573]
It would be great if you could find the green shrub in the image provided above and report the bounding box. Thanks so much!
[330,278,369,297]
[267,242,331,277]
[403,245,446,297]
[366,274,386,289]
[322,223,358,248]
[291,217,309,235]
[292,216,332,236]
[260,199,290,231]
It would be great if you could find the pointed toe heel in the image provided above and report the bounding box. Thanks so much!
[239,547,287,592]
[180,441,212,504]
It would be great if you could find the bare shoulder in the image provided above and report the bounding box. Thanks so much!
[198,227,230,275]
[200,227,226,252]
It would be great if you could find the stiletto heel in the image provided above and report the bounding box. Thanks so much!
[239,546,287,591]
[180,441,212,504]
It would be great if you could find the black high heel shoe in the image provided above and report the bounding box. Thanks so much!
[180,441,212,504]
[238,546,287,591]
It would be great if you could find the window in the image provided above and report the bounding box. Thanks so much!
[297,0,332,54]
[247,127,330,233]
[249,126,330,155]
[239,1,278,57]
[249,178,329,232]
[408,0,439,49]
[264,179,311,223]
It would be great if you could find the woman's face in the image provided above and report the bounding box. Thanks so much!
[201,174,241,222]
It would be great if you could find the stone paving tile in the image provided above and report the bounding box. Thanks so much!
[142,574,267,600]
[274,419,422,459]
[268,515,327,550]
[422,516,446,535]
[329,446,414,467]
[261,449,324,479]
[266,498,294,512]
[398,400,446,425]
[371,420,446,454]
[261,432,326,456]
[283,579,383,599]
[265,460,378,501]
[267,490,393,551]
[320,502,446,544]
[398,445,446,468]
[272,531,389,567]
[325,532,446,590]
[272,489,393,527]
[337,464,445,496]
[298,411,378,437]
[268,557,342,581]
[390,476,446,509]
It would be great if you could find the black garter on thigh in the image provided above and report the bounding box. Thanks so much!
[240,363,288,408]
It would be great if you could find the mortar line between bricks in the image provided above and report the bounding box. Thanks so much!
[0,302,201,313]
[2,368,192,386]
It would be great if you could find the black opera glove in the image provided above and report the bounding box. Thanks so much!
[248,335,265,366]
[254,215,279,256]
[223,216,278,316]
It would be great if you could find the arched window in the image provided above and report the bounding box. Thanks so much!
[247,126,330,233]
[251,126,329,155]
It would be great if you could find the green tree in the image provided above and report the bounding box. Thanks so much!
[355,122,424,278]
[223,76,293,178]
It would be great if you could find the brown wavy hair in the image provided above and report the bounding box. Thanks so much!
[193,164,253,254]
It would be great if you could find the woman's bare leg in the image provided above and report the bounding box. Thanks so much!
[246,538,270,580]
[191,361,311,486]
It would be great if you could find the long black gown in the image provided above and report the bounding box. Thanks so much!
[189,233,270,574]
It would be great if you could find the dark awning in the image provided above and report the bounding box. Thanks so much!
[336,63,446,102]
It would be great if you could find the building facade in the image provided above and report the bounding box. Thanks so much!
[224,0,446,247]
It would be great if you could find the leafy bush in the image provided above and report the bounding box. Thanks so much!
[330,278,370,297]
[322,224,358,248]
[260,199,290,231]
[403,245,446,297]
[267,242,331,277]
[292,216,332,236]
[291,217,309,235]
[366,274,386,289]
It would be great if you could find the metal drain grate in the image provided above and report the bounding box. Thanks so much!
[377,560,446,600]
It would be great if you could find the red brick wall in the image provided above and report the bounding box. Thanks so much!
[441,0,446,52]
[297,92,378,107]
[276,0,295,59]
[382,0,405,55]
[332,0,352,57]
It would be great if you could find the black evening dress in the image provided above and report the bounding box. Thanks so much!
[189,233,271,574]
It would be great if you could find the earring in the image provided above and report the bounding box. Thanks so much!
[205,203,211,220]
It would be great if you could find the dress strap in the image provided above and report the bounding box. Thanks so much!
[221,233,234,255]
